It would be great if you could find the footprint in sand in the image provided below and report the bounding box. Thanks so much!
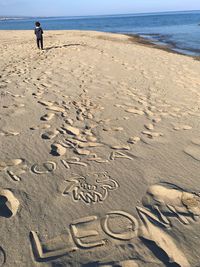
[65,118,73,125]
[142,131,163,138]
[110,151,134,161]
[0,159,27,181]
[173,124,192,131]
[13,103,25,108]
[0,188,20,218]
[125,108,144,115]
[37,100,54,107]
[0,159,23,171]
[144,123,154,130]
[0,247,6,266]
[111,127,124,131]
[128,136,140,144]
[152,117,161,123]
[51,143,67,156]
[63,125,80,136]
[41,129,59,140]
[184,139,200,161]
[6,91,25,98]
[32,90,44,97]
[110,145,131,151]
[0,130,20,137]
[47,105,66,113]
[30,124,51,130]
[40,113,55,121]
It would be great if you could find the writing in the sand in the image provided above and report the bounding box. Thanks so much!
[30,211,138,260]
[30,182,198,266]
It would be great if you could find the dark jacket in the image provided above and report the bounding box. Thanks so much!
[34,27,43,39]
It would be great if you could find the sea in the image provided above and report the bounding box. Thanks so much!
[1,10,200,56]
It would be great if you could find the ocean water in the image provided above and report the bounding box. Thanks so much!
[1,11,200,56]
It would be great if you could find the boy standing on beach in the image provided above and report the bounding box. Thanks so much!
[34,22,44,50]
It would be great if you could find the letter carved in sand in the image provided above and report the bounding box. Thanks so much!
[31,161,57,174]
[70,216,106,248]
[101,211,139,241]
[62,172,119,204]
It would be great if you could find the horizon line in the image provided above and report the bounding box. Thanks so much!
[1,8,200,18]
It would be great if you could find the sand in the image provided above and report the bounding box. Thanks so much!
[0,30,200,267]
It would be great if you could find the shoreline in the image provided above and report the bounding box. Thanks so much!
[125,33,200,61]
[126,33,191,57]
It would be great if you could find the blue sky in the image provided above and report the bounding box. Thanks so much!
[1,0,200,16]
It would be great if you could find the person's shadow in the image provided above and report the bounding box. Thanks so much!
[44,43,83,51]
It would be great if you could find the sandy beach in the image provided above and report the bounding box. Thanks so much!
[0,30,200,267]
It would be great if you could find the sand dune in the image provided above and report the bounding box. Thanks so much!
[0,30,200,266]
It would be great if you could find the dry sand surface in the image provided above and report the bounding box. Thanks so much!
[0,30,200,267]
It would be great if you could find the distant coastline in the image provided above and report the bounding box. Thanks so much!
[0,16,46,21]
[0,17,30,21]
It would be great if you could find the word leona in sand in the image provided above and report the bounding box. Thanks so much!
[62,172,119,204]
[30,182,200,266]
